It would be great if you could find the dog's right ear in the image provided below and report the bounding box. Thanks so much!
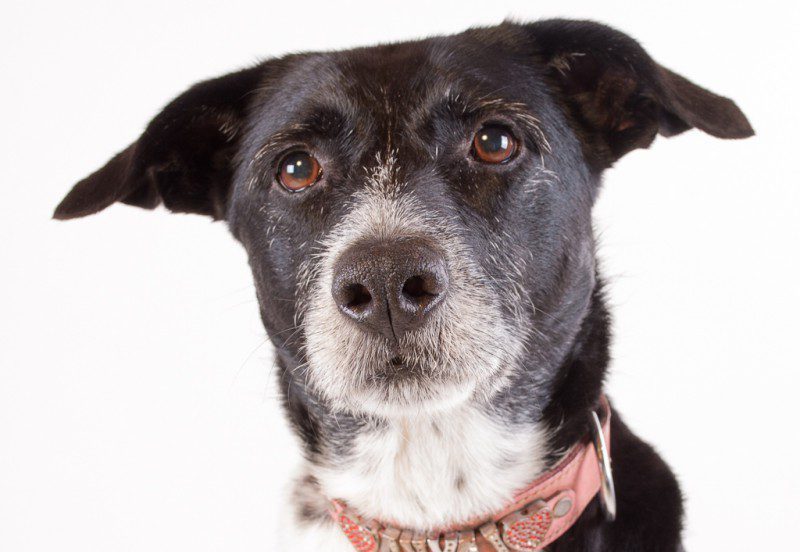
[524,19,754,170]
[53,64,266,221]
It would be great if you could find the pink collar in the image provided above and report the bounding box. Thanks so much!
[329,397,614,551]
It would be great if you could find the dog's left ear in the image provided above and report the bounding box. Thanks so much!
[525,20,754,169]
[54,64,265,220]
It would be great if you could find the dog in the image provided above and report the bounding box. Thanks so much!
[54,19,753,551]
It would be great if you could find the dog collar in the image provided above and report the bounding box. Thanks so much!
[329,397,614,551]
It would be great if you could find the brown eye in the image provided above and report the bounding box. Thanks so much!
[472,125,517,164]
[277,151,322,191]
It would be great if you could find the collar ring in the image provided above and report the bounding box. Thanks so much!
[589,408,616,521]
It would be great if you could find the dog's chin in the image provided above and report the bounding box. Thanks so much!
[343,379,478,418]
[306,339,518,418]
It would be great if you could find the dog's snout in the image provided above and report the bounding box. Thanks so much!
[331,239,448,340]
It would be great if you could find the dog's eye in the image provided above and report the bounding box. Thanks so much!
[472,125,517,164]
[277,151,322,192]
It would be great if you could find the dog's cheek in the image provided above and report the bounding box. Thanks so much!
[238,232,305,353]
[301,263,382,404]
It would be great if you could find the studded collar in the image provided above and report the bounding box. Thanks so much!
[329,397,614,551]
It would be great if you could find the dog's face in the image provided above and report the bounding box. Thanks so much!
[230,36,598,417]
[55,21,752,418]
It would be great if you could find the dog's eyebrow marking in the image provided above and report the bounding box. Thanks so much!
[252,107,349,161]
[439,92,552,156]
[247,107,352,191]
[251,123,310,163]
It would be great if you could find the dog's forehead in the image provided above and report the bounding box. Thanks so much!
[330,38,533,113]
[274,36,533,125]
[337,41,435,90]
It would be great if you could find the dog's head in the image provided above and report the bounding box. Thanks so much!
[55,21,752,418]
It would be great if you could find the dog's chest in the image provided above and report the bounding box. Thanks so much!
[315,405,548,531]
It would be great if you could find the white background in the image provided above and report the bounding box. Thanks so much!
[2,1,798,550]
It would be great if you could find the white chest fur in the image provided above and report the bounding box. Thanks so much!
[314,404,548,531]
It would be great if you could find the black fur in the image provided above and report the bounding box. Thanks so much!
[54,19,752,551]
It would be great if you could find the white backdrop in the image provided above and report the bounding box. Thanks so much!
[2,1,798,550]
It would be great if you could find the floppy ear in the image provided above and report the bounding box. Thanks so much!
[53,64,265,220]
[526,20,754,170]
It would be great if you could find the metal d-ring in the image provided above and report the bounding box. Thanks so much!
[589,409,617,521]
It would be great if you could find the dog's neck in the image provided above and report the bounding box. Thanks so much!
[312,400,550,530]
[281,285,610,530]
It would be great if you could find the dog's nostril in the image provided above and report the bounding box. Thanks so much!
[344,283,372,312]
[402,274,440,306]
[402,275,427,298]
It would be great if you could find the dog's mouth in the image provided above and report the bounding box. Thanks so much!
[303,315,517,415]
[368,354,429,383]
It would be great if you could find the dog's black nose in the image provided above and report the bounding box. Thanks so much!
[331,239,448,341]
